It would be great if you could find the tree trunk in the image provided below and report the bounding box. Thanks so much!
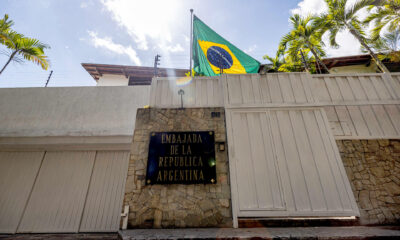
[299,49,311,73]
[308,46,330,73]
[0,51,17,75]
[346,23,390,73]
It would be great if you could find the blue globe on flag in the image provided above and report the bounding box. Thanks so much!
[206,46,233,69]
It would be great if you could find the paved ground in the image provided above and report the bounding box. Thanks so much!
[119,226,400,240]
[1,227,400,240]
[0,233,117,240]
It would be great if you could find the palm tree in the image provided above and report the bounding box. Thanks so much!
[263,47,287,72]
[0,31,50,75]
[363,30,400,62]
[280,14,330,73]
[317,0,390,72]
[364,0,400,40]
[0,14,13,43]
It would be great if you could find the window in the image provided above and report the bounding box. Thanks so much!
[128,76,152,85]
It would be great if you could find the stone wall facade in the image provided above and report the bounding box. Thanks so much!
[337,139,400,225]
[124,108,232,228]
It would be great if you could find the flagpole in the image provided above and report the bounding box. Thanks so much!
[189,9,193,77]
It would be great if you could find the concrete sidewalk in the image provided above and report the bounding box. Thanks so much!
[119,226,400,239]
[0,233,117,240]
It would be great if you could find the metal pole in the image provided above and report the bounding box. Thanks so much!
[154,55,157,76]
[154,54,160,77]
[45,70,53,87]
[189,9,194,77]
[180,93,183,109]
[178,89,184,109]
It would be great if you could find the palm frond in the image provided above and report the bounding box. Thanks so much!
[329,28,340,48]
[347,0,375,18]
[263,54,275,63]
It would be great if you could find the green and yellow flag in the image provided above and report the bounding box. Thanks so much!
[192,15,260,76]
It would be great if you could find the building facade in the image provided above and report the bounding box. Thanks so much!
[0,72,400,233]
[81,63,188,86]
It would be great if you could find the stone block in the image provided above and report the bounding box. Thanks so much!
[377,213,386,223]
[199,199,215,212]
[370,167,386,178]
[378,139,390,147]
[384,182,400,195]
[359,190,373,210]
[219,199,230,208]
[382,208,394,219]
[153,209,162,228]
[354,173,362,180]
[184,214,201,226]
[385,196,395,203]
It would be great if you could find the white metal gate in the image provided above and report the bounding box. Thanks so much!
[226,108,359,219]
[0,150,129,233]
[222,74,359,227]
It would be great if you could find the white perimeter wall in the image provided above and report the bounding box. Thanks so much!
[0,86,150,137]
[97,74,128,86]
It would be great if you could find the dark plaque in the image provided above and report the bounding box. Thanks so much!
[146,131,216,184]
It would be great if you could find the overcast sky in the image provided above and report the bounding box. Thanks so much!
[0,0,364,87]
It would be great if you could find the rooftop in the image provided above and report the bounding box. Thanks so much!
[82,63,189,85]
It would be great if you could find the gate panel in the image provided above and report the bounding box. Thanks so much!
[226,108,359,219]
[0,152,44,233]
[18,151,95,233]
[230,111,285,212]
[79,151,130,232]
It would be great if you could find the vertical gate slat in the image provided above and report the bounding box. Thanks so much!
[276,110,311,212]
[0,152,44,234]
[259,112,285,209]
[231,113,258,210]
[302,110,343,211]
[80,151,129,232]
[246,113,273,209]
[289,110,327,211]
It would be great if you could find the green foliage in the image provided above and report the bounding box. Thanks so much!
[263,46,322,73]
[265,0,398,74]
[316,0,373,46]
[263,47,287,72]
[0,14,13,44]
[278,14,330,73]
[363,30,400,62]
[312,0,389,72]
[364,0,400,40]
[0,14,50,75]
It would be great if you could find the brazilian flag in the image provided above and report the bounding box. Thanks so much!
[193,15,260,76]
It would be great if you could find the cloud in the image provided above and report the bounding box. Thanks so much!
[323,30,362,57]
[245,44,257,54]
[161,43,184,53]
[80,0,94,8]
[291,0,327,16]
[290,0,370,57]
[88,31,141,65]
[183,34,190,43]
[80,2,88,8]
[101,0,184,51]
